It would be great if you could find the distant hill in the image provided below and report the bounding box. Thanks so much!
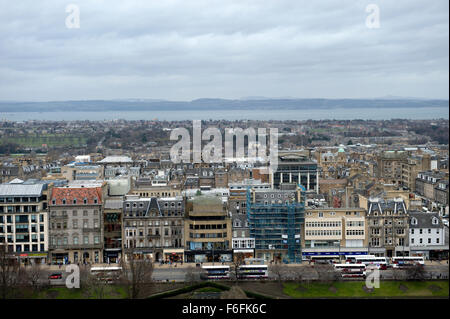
[0,98,448,112]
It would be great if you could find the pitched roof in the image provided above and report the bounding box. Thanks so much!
[409,211,442,228]
[50,187,102,205]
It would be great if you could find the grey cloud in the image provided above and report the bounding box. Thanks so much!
[0,0,448,101]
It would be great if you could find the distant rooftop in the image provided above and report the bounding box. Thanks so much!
[98,156,133,163]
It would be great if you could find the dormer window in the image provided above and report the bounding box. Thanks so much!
[52,199,56,205]
[73,198,77,205]
[411,217,418,225]
[432,217,439,225]
[94,198,98,204]
[62,198,66,205]
[83,198,87,205]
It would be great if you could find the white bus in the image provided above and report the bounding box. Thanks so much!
[345,254,375,264]
[354,256,388,269]
[90,266,122,283]
[201,265,230,280]
[333,264,366,278]
[310,255,340,264]
[237,265,268,279]
[391,256,424,268]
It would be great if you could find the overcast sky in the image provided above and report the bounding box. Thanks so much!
[0,0,448,101]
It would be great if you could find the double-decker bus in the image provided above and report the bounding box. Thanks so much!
[310,255,340,264]
[345,254,374,264]
[333,264,366,278]
[391,256,424,268]
[237,265,268,279]
[90,266,122,283]
[354,256,388,269]
[201,265,230,280]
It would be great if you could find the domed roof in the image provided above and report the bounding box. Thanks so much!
[338,148,345,153]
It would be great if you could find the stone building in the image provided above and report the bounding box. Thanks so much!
[365,198,409,257]
[48,186,105,264]
[184,195,232,263]
[123,195,185,262]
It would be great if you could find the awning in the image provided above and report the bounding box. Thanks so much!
[163,249,184,254]
[233,249,254,253]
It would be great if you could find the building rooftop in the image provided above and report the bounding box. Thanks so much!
[98,156,133,163]
[0,183,46,196]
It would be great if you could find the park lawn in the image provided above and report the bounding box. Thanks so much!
[34,285,128,299]
[2,135,87,148]
[283,281,449,298]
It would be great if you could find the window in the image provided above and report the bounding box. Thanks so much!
[73,220,78,228]
[428,238,431,244]
[84,236,89,244]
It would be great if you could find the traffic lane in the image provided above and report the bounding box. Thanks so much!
[152,267,187,282]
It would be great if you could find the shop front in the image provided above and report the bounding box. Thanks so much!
[163,249,184,263]
[233,249,254,262]
[51,252,69,265]
[104,249,122,264]
[17,253,48,265]
[184,250,232,263]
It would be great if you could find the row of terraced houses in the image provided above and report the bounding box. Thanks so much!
[1,178,448,265]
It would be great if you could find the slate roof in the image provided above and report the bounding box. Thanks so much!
[409,211,443,228]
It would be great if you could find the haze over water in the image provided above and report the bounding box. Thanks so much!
[1,107,448,122]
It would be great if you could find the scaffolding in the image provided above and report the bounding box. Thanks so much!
[246,186,305,263]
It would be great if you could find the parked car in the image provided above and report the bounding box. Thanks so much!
[49,273,62,280]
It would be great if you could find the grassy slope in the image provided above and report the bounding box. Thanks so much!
[283,281,449,298]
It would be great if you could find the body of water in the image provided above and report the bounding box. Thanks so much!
[0,107,448,121]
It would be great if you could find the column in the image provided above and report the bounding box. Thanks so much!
[316,171,319,194]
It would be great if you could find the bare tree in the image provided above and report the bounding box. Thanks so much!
[290,265,307,282]
[269,263,289,286]
[84,272,109,299]
[0,244,20,299]
[120,248,154,299]
[24,263,44,293]
[406,264,426,281]
[314,264,340,283]
[184,266,204,284]
[392,268,407,281]
[230,253,246,282]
